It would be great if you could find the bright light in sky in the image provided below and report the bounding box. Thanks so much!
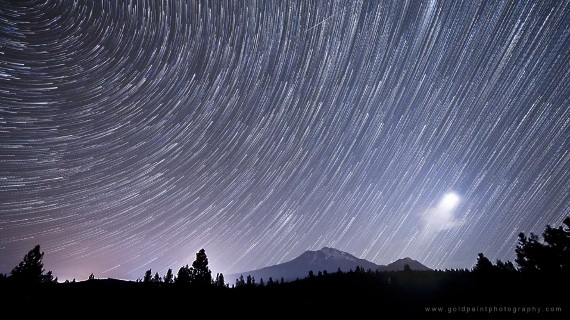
[420,192,462,236]
[440,192,460,211]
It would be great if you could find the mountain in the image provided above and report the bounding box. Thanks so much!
[377,257,431,271]
[226,247,379,284]
[226,247,429,285]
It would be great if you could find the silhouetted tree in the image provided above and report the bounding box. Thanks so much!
[214,273,225,288]
[236,275,245,287]
[143,269,153,283]
[515,232,544,272]
[164,268,174,284]
[176,265,192,285]
[192,248,212,287]
[495,259,516,272]
[43,270,57,283]
[246,275,255,286]
[153,272,161,283]
[515,217,570,272]
[10,245,54,284]
[88,273,95,280]
[473,253,494,272]
[542,217,570,270]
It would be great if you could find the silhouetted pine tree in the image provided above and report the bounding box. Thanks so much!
[495,259,516,272]
[236,275,245,287]
[10,245,54,284]
[542,217,570,271]
[164,268,174,284]
[191,248,212,287]
[143,269,153,283]
[215,273,225,288]
[516,217,570,272]
[176,265,192,285]
[473,253,494,272]
[515,232,544,272]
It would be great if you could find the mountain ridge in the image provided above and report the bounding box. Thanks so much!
[226,247,430,284]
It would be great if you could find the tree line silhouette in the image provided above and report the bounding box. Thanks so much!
[1,217,568,317]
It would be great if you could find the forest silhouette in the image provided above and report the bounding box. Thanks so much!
[1,218,568,318]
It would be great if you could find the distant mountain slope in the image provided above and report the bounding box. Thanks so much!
[226,247,430,284]
[226,247,380,284]
[377,257,431,271]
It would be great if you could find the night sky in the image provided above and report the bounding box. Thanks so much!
[1,0,569,281]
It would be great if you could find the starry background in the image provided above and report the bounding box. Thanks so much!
[1,0,569,281]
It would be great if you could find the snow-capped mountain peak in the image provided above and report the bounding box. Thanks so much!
[319,247,356,261]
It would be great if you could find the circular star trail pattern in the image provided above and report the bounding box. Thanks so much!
[1,0,569,280]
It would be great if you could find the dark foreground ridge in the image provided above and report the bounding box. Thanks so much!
[1,269,568,318]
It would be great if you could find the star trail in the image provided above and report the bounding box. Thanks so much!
[1,0,569,281]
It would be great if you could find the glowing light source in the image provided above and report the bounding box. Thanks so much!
[440,192,460,211]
